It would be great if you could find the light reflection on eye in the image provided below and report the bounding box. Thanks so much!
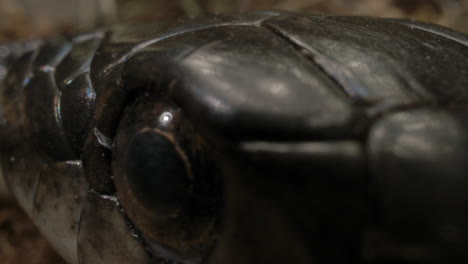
[159,111,173,125]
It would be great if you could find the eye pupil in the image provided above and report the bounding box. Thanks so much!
[126,130,191,217]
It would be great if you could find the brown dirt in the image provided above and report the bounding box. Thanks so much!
[0,201,65,264]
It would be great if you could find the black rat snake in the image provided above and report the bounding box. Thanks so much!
[1,10,468,264]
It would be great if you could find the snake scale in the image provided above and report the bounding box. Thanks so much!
[1,10,468,264]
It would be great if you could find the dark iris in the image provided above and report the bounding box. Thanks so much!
[126,130,191,217]
[113,96,220,258]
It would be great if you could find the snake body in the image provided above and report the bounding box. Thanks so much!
[1,11,468,264]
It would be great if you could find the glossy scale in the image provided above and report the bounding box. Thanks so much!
[0,10,467,264]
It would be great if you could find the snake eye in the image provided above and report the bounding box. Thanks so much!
[125,128,191,217]
[113,95,221,261]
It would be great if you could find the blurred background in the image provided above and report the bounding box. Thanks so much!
[0,0,467,42]
[0,0,467,263]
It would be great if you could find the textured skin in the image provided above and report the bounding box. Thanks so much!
[1,10,468,264]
